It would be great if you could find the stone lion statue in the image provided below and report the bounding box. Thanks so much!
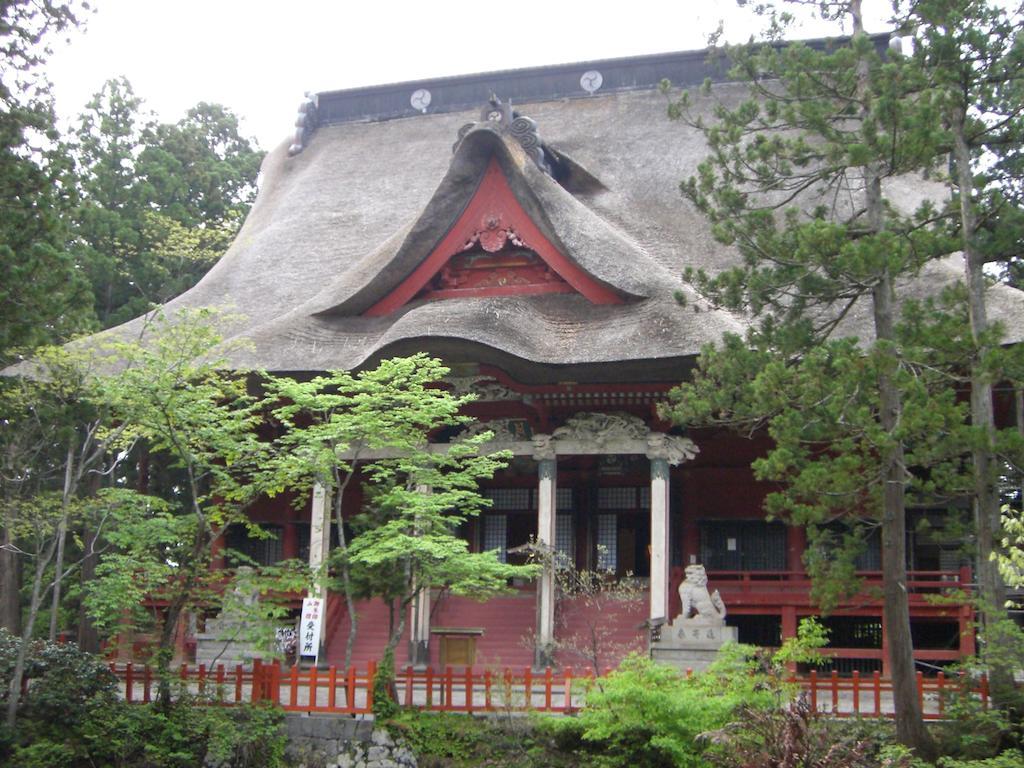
[678,564,726,620]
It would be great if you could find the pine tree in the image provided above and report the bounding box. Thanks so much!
[662,1,956,754]
[895,0,1024,704]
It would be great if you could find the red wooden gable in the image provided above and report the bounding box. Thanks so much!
[364,158,623,316]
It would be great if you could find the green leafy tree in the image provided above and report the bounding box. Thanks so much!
[262,354,531,671]
[661,1,962,755]
[85,310,275,705]
[71,80,263,327]
[345,433,534,673]
[70,76,150,327]
[0,0,94,362]
[0,344,140,727]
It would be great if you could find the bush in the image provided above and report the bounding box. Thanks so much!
[930,660,1021,760]
[372,645,399,721]
[388,711,487,763]
[938,751,1024,768]
[565,653,758,768]
[0,628,118,726]
[386,710,578,768]
[702,695,915,768]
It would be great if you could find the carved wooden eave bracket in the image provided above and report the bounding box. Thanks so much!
[443,375,523,402]
[528,412,700,463]
[337,411,699,462]
[645,432,699,466]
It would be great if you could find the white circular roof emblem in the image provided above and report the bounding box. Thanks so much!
[580,70,603,94]
[410,88,432,113]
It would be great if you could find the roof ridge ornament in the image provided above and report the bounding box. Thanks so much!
[288,93,320,156]
[454,95,552,175]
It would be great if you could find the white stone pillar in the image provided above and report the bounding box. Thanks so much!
[648,457,671,623]
[534,437,557,668]
[645,433,698,625]
[308,482,332,597]
[306,482,333,658]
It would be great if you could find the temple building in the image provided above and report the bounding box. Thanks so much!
[116,47,1024,673]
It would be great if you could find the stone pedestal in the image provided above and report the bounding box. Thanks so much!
[195,616,267,669]
[651,617,738,673]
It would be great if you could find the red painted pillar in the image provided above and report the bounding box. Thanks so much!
[210,529,226,570]
[959,603,976,658]
[782,606,798,641]
[282,522,299,560]
[782,606,798,673]
[173,611,190,663]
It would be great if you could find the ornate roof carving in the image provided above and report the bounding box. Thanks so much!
[443,375,520,401]
[288,93,319,157]
[552,411,648,446]
[454,97,551,175]
[362,157,623,316]
[646,432,700,466]
[462,419,530,442]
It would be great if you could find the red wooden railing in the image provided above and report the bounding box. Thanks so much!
[702,568,971,599]
[107,660,990,719]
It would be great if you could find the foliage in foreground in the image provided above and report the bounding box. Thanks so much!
[0,630,285,768]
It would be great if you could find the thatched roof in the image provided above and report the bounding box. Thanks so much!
[89,47,1024,380]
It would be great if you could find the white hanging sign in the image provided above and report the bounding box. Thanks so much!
[299,596,324,665]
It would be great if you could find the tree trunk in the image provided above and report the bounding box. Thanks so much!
[77,471,104,653]
[156,591,187,708]
[333,470,359,671]
[851,1,935,754]
[48,439,75,642]
[5,541,50,727]
[77,526,100,653]
[0,528,20,635]
[384,599,406,703]
[873,269,936,758]
[952,110,1013,701]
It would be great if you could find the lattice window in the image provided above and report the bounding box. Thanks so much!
[638,486,651,510]
[700,521,786,572]
[598,487,638,509]
[557,488,574,511]
[296,523,310,563]
[596,514,617,571]
[819,522,881,571]
[856,528,882,571]
[483,515,508,563]
[486,488,532,510]
[225,524,283,566]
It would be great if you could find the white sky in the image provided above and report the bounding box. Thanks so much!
[47,0,894,151]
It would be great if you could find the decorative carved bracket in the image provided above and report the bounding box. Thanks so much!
[463,419,531,442]
[455,412,700,466]
[462,213,526,253]
[551,411,648,447]
[532,434,555,461]
[645,432,699,466]
[443,375,520,402]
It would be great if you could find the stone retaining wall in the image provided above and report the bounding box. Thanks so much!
[284,715,416,768]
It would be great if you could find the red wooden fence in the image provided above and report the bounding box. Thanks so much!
[107,660,990,719]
